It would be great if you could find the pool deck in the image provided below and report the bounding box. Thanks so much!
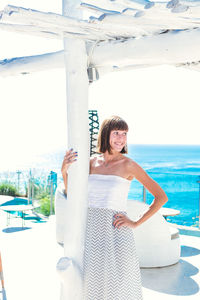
[0,209,199,300]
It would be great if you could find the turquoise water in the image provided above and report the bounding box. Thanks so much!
[0,144,199,227]
[0,198,30,206]
[0,197,43,222]
[127,144,200,227]
[41,144,200,227]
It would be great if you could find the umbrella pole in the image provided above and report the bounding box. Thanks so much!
[58,1,89,299]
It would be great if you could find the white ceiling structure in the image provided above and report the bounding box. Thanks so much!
[0,0,200,77]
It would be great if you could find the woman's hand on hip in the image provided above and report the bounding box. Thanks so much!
[113,213,139,229]
[61,148,78,175]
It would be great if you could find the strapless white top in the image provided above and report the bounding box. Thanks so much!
[88,174,131,211]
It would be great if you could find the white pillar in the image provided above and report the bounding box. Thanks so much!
[57,1,89,299]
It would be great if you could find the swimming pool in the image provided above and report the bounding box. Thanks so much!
[0,196,43,222]
[0,197,31,207]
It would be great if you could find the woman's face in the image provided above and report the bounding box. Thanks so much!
[109,129,128,152]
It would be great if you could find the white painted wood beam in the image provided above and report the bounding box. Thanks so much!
[0,23,62,39]
[92,4,200,32]
[0,51,64,76]
[0,22,104,41]
[81,0,199,13]
[91,28,200,67]
[0,5,116,40]
[57,1,89,300]
[83,0,145,11]
[1,4,200,42]
[177,61,200,72]
[81,0,200,23]
[0,49,155,77]
[1,27,200,77]
[80,2,121,15]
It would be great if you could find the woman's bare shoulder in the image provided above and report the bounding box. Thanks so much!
[123,156,136,165]
[125,157,142,173]
[126,158,152,181]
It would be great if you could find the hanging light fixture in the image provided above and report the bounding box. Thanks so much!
[87,64,99,83]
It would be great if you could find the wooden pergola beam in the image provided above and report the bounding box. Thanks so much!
[1,4,200,41]
[1,28,200,77]
[56,1,89,300]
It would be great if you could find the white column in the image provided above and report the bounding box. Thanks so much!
[58,1,89,299]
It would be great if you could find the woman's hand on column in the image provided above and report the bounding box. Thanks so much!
[61,148,78,175]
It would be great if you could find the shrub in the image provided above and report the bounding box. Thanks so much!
[39,196,55,216]
[36,190,55,216]
[0,183,20,196]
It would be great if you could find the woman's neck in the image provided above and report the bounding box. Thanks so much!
[102,151,122,163]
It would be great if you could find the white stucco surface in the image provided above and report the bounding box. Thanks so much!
[0,210,199,300]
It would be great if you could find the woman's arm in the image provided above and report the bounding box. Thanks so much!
[61,149,78,196]
[113,160,168,229]
[131,160,168,227]
[62,171,68,197]
[61,150,94,196]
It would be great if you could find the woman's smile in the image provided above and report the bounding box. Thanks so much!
[109,130,127,151]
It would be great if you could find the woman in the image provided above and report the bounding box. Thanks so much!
[61,115,168,300]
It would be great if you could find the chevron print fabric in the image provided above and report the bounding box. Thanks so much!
[83,207,143,300]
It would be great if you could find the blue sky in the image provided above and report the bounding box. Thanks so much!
[0,0,199,170]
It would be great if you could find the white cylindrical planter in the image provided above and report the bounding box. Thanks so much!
[57,1,89,299]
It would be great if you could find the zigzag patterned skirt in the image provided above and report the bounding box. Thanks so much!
[83,207,143,300]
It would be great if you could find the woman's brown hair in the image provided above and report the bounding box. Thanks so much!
[97,116,129,154]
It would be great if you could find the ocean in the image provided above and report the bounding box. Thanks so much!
[0,144,199,227]
[127,144,200,227]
